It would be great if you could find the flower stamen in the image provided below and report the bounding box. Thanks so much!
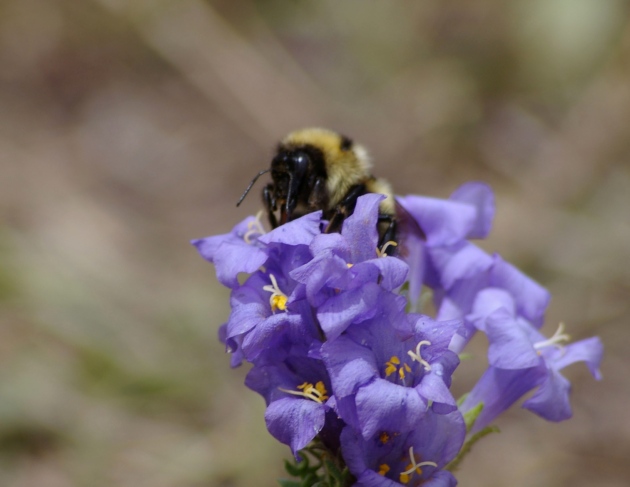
[243,211,266,244]
[407,340,432,371]
[399,446,437,484]
[278,381,329,403]
[534,322,571,353]
[262,274,288,312]
[376,241,398,258]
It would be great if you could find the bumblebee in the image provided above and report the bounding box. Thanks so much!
[237,128,401,250]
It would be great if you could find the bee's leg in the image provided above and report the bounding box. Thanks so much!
[308,177,329,211]
[325,184,366,233]
[262,183,279,229]
[377,214,398,255]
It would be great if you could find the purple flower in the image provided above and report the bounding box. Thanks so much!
[397,182,495,309]
[397,182,495,248]
[192,218,268,288]
[245,354,335,457]
[340,409,465,487]
[212,214,326,364]
[291,194,409,340]
[434,250,551,354]
[460,287,604,430]
[322,310,461,440]
[193,178,605,485]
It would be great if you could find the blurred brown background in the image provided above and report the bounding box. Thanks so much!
[0,0,628,486]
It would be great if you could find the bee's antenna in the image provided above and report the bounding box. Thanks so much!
[236,169,270,207]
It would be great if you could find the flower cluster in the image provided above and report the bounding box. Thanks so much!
[193,183,603,487]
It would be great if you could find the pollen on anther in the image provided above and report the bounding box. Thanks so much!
[279,381,329,403]
[262,274,289,312]
[385,356,401,377]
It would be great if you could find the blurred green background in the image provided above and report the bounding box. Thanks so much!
[1,0,628,486]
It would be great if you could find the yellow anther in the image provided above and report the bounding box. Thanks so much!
[270,294,287,312]
[346,262,354,268]
[378,464,390,476]
[279,381,329,403]
[385,356,401,377]
[398,362,412,380]
[262,274,289,313]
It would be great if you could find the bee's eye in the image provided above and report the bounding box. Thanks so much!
[290,152,310,173]
[293,153,309,166]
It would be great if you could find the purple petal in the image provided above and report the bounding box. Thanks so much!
[411,315,463,354]
[290,254,349,307]
[397,219,427,311]
[192,237,267,288]
[429,242,493,290]
[317,283,380,340]
[355,380,426,440]
[489,255,550,328]
[449,182,495,239]
[309,233,351,260]
[241,312,308,362]
[420,470,458,487]
[408,410,466,468]
[321,336,379,399]
[225,275,270,337]
[416,366,458,414]
[364,256,409,291]
[461,366,544,432]
[265,397,325,456]
[397,195,477,246]
[467,288,515,332]
[342,194,384,262]
[485,308,541,370]
[551,336,604,380]
[258,211,322,246]
[522,368,572,421]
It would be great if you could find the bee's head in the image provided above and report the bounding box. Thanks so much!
[271,148,311,221]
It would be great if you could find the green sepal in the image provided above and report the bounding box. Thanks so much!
[280,441,355,487]
[462,401,483,432]
[282,455,320,487]
[278,480,303,487]
[456,393,469,408]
